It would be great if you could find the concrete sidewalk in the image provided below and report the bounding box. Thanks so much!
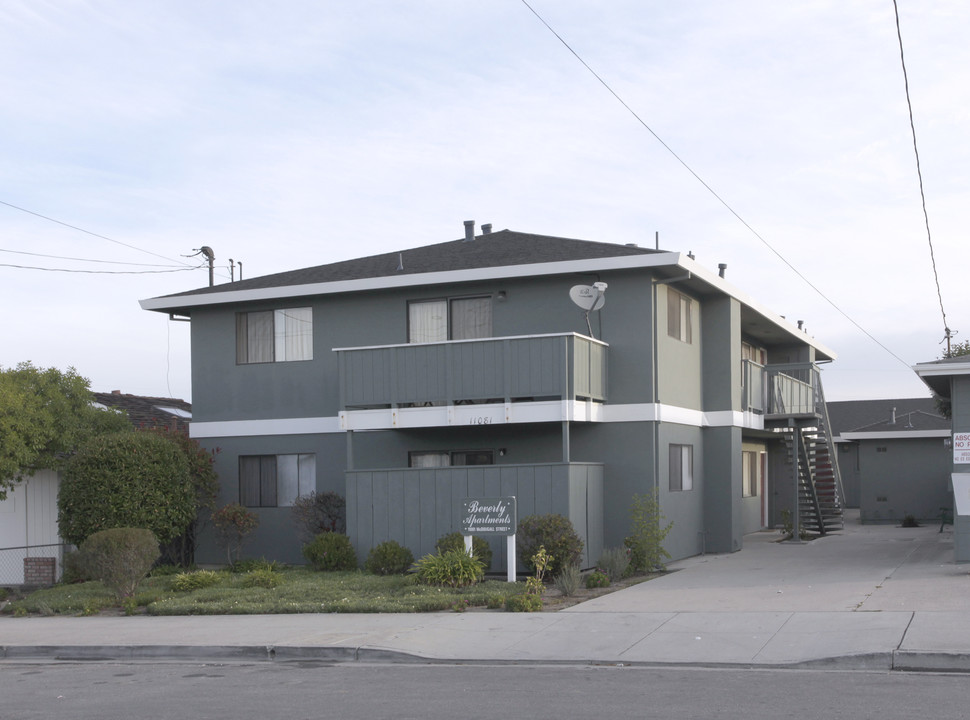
[2,514,968,671]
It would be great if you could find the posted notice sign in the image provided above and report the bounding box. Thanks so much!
[461,497,516,536]
[954,433,970,464]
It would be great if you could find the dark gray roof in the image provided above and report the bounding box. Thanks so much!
[157,230,660,300]
[92,391,192,433]
[827,397,947,436]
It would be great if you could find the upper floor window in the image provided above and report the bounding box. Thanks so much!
[742,342,767,366]
[667,287,693,344]
[669,443,693,491]
[239,453,316,507]
[408,296,491,343]
[236,307,313,364]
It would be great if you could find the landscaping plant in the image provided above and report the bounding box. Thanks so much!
[78,527,160,601]
[212,503,259,566]
[516,513,583,575]
[624,491,672,572]
[291,491,346,541]
[302,532,358,571]
[365,540,414,575]
[412,549,484,588]
[436,531,493,571]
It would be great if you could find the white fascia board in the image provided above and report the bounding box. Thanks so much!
[141,249,834,359]
[140,253,683,311]
[914,361,970,377]
[840,430,951,440]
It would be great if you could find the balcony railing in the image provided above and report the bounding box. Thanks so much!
[335,333,608,410]
[764,363,822,418]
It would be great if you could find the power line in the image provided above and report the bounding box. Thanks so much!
[0,199,195,267]
[0,247,189,268]
[0,263,203,275]
[892,0,952,351]
[519,0,913,369]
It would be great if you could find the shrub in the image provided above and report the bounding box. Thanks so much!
[240,569,283,589]
[553,564,582,597]
[79,528,160,600]
[61,549,89,584]
[230,557,283,574]
[516,514,583,575]
[902,514,920,528]
[59,431,195,546]
[172,570,222,592]
[212,503,259,566]
[303,532,358,571]
[150,563,189,577]
[436,532,493,571]
[598,547,631,583]
[412,549,484,588]
[585,570,610,589]
[291,491,346,541]
[365,540,415,575]
[624,491,672,572]
[505,593,543,612]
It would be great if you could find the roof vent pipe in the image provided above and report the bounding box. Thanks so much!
[463,220,475,242]
[718,263,727,278]
[482,223,492,234]
[797,320,804,330]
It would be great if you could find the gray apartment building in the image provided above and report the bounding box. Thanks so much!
[141,224,843,570]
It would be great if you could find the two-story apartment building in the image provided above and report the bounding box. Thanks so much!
[141,224,842,570]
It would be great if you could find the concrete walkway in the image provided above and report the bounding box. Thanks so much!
[2,513,968,671]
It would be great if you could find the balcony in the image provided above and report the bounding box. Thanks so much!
[334,333,608,430]
[743,361,828,420]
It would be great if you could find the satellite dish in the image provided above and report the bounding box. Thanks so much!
[569,283,608,338]
[570,284,606,312]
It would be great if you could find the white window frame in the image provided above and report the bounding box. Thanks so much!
[667,287,693,344]
[236,307,313,364]
[408,296,492,343]
[239,453,315,507]
[669,444,693,492]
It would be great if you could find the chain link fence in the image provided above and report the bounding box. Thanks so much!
[0,544,68,587]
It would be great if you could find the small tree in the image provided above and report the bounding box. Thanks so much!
[935,339,970,419]
[624,491,673,573]
[212,503,259,566]
[291,491,346,541]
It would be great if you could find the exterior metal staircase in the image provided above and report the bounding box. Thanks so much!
[782,377,844,535]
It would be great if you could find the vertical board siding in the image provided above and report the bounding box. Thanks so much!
[346,463,604,571]
[338,334,607,408]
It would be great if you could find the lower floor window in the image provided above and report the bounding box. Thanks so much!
[239,453,316,507]
[669,444,693,492]
[742,450,761,498]
[409,450,494,468]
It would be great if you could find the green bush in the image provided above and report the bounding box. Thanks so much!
[365,540,415,575]
[585,570,610,589]
[436,532,493,571]
[59,431,195,546]
[240,569,283,589]
[303,533,358,571]
[516,514,583,575]
[412,549,484,588]
[505,593,543,612]
[624,491,672,572]
[172,570,222,592]
[230,557,283,574]
[150,563,190,577]
[61,549,90,583]
[553,564,582,597]
[79,528,160,600]
[598,547,631,583]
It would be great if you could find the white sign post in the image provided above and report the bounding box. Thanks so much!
[461,496,517,582]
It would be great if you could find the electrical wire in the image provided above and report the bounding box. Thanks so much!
[0,247,188,268]
[0,263,203,274]
[0,199,195,267]
[892,0,951,349]
[520,0,915,369]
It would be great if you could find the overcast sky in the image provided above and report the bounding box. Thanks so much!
[1,1,966,405]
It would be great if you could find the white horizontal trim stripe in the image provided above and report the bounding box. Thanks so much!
[840,430,950,440]
[191,402,760,437]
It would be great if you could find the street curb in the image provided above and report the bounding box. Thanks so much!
[7,645,968,673]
